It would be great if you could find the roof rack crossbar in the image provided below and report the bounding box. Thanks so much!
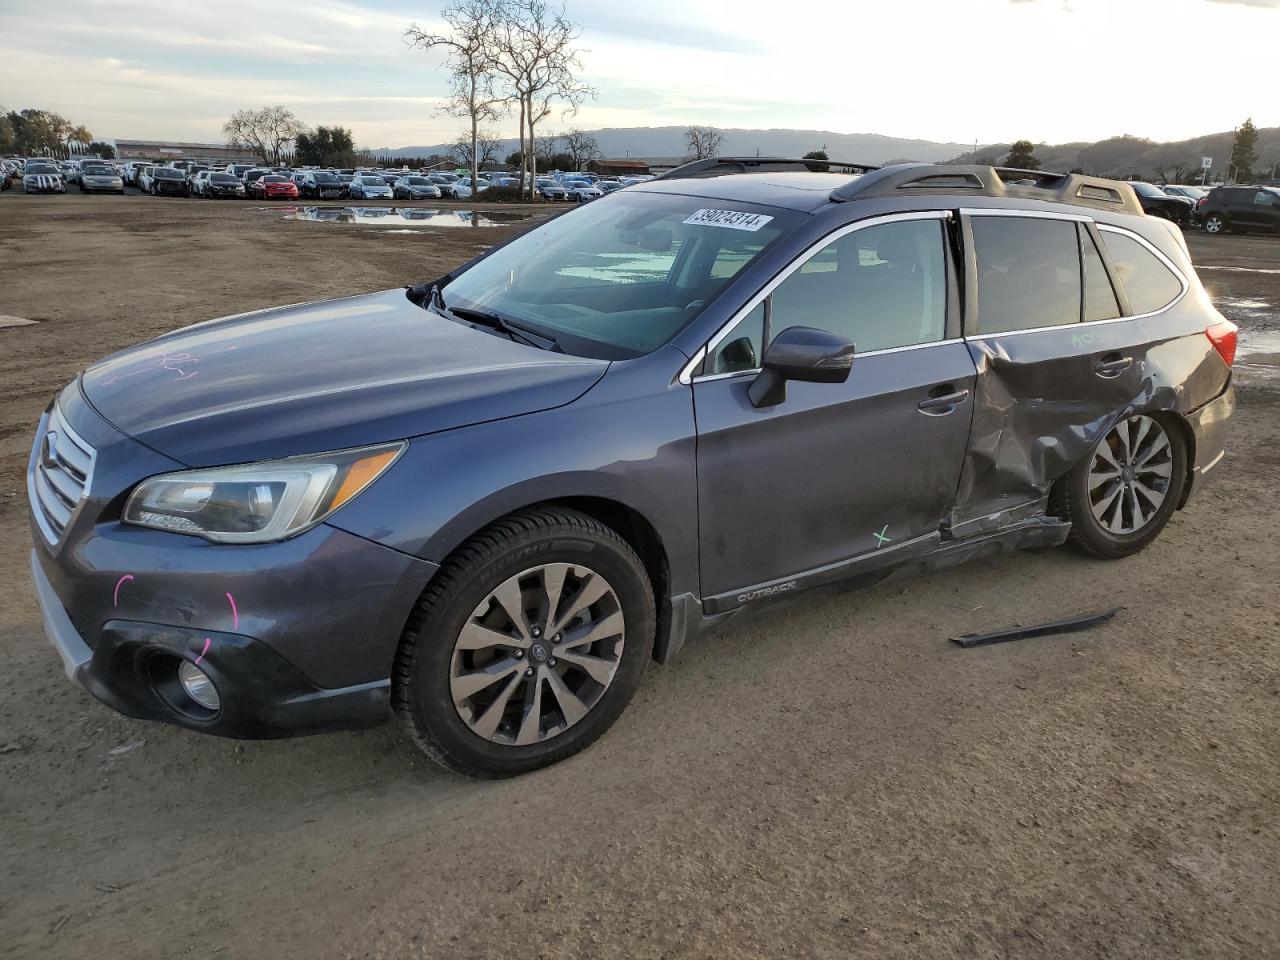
[656,156,880,180]
[829,163,1144,216]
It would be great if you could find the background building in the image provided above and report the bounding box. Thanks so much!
[112,139,259,163]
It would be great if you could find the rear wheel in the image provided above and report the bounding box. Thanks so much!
[1203,213,1227,234]
[394,507,654,777]
[1057,412,1187,559]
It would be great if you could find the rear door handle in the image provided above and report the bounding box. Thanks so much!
[918,386,970,415]
[1093,354,1133,378]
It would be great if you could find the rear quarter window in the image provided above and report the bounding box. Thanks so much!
[1099,230,1184,316]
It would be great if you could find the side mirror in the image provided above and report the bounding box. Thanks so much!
[748,326,854,408]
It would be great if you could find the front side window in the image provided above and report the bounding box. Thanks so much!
[443,192,795,358]
[1100,230,1183,315]
[972,216,1081,333]
[769,219,947,352]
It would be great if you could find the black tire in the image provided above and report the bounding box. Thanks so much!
[393,507,655,778]
[1203,213,1228,235]
[1054,412,1188,560]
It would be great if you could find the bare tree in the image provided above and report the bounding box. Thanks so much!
[562,128,600,170]
[223,107,305,165]
[405,0,507,193]
[1154,160,1191,184]
[684,126,724,161]
[451,128,503,168]
[534,132,561,165]
[490,0,594,198]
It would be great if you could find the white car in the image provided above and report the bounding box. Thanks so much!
[452,177,491,199]
[348,173,393,200]
[566,182,603,202]
[21,162,66,194]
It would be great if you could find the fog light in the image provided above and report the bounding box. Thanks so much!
[178,660,220,711]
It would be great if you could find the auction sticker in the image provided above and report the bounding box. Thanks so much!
[682,209,774,232]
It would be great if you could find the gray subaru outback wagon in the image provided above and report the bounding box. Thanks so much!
[29,158,1236,776]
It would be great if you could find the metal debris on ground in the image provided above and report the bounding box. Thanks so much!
[950,607,1122,648]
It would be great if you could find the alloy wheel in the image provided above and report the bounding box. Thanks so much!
[1204,215,1224,234]
[449,563,625,746]
[1087,415,1174,535]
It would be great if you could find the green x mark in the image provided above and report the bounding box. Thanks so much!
[873,525,891,549]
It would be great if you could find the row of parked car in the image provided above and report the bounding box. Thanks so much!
[1,155,648,203]
[1126,180,1280,234]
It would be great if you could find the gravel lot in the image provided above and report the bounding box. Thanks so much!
[1,192,1277,959]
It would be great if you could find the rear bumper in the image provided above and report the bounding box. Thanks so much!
[1183,379,1235,504]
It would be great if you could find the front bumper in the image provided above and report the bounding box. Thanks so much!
[28,389,439,739]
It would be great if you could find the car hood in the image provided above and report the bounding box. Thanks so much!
[80,289,609,467]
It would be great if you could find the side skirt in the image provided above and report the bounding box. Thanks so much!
[700,516,1071,618]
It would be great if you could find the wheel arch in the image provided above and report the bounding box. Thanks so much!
[425,494,679,665]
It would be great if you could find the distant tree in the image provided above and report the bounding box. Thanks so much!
[0,109,13,154]
[489,0,594,198]
[222,107,305,165]
[505,150,523,166]
[803,149,829,161]
[1154,160,1191,184]
[1004,139,1040,170]
[405,0,507,197]
[88,141,115,159]
[63,124,92,155]
[1230,117,1258,182]
[451,128,503,168]
[294,125,356,166]
[5,109,72,156]
[561,128,600,169]
[684,126,724,161]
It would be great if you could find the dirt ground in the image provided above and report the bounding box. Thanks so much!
[1,191,1278,960]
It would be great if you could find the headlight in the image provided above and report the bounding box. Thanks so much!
[123,442,403,543]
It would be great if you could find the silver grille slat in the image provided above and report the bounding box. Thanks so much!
[29,402,96,546]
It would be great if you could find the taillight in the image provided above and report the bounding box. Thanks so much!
[1206,320,1238,366]
[1196,197,1207,209]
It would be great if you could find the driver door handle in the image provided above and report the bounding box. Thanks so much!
[918,386,970,415]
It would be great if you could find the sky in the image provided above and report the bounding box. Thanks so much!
[1,0,1276,150]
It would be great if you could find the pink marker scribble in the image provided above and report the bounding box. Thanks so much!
[226,592,239,630]
[113,574,134,607]
[194,637,211,666]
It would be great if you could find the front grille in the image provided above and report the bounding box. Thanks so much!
[30,405,96,545]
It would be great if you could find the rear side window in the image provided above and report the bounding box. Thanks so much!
[1081,228,1121,322]
[1100,230,1183,316]
[971,216,1081,333]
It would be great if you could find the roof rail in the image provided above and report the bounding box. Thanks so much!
[656,156,880,180]
[829,163,1144,216]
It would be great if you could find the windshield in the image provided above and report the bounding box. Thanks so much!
[83,166,113,176]
[210,173,237,183]
[362,177,386,186]
[313,172,338,183]
[26,164,58,174]
[262,176,287,183]
[404,177,428,185]
[442,191,796,359]
[154,169,183,179]
[1130,182,1165,198]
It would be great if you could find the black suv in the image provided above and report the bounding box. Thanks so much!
[28,158,1236,777]
[1198,185,1280,235]
[1129,182,1193,225]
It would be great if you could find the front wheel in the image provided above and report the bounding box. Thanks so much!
[1056,412,1187,559]
[394,507,655,778]
[1203,213,1227,235]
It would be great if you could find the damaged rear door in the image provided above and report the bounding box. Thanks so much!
[951,209,1151,537]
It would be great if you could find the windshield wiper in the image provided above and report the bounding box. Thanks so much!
[431,286,563,353]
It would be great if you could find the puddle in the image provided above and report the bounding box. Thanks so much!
[1238,328,1280,360]
[1199,265,1280,276]
[279,206,532,228]
[0,315,38,328]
